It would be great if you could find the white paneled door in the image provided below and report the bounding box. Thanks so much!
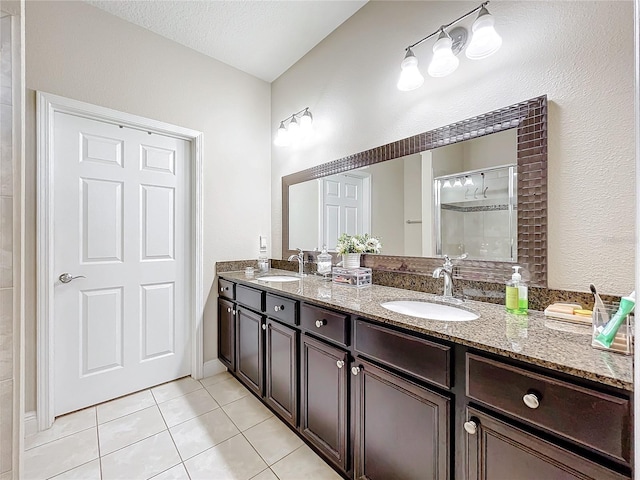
[321,173,369,251]
[53,112,191,416]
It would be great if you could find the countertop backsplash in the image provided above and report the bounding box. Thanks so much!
[217,259,619,312]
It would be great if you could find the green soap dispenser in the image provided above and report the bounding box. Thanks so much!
[506,266,528,315]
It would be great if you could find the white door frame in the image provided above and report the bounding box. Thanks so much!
[36,91,204,430]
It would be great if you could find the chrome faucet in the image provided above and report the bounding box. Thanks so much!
[288,248,305,276]
[433,254,467,299]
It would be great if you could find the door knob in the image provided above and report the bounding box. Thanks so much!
[351,366,361,376]
[59,273,86,284]
[336,360,345,369]
[464,420,478,435]
[315,319,327,328]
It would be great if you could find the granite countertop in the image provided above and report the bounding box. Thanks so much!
[219,269,633,391]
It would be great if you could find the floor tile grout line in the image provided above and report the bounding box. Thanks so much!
[43,458,98,480]
[23,423,97,452]
[98,427,173,461]
[95,406,103,480]
[161,403,223,432]
[240,426,278,470]
[151,385,205,406]
[270,443,307,469]
[218,396,272,433]
[178,431,245,463]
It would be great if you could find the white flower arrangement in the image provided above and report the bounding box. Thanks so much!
[336,233,382,255]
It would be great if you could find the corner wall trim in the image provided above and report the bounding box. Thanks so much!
[24,411,37,438]
[203,359,227,379]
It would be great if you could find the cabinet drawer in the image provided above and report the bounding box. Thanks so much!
[218,278,235,300]
[354,320,451,389]
[266,293,298,325]
[301,303,348,347]
[236,285,264,312]
[466,353,631,464]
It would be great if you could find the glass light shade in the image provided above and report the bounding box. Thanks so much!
[274,122,289,146]
[442,179,452,188]
[288,116,300,139]
[464,176,473,186]
[427,33,459,78]
[465,7,502,60]
[300,109,313,132]
[397,49,424,91]
[453,177,463,187]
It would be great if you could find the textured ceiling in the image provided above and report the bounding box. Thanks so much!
[85,0,367,82]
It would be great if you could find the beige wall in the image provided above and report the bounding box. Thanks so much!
[271,1,635,296]
[25,1,271,411]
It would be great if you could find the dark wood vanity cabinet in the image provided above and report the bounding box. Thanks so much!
[218,277,632,480]
[235,307,264,397]
[264,318,298,427]
[301,333,350,472]
[353,358,450,480]
[464,407,629,480]
[217,298,235,371]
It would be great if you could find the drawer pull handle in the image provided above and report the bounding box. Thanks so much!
[523,392,540,409]
[274,305,285,312]
[232,310,236,315]
[336,360,345,369]
[315,319,327,328]
[227,307,231,313]
[351,366,361,376]
[220,286,229,292]
[464,420,478,435]
[262,323,267,330]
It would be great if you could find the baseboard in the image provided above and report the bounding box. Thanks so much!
[202,359,227,378]
[24,411,37,437]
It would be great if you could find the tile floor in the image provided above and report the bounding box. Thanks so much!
[24,373,342,480]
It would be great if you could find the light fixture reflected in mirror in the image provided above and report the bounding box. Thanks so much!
[274,107,314,146]
[443,179,452,188]
[453,177,463,187]
[396,1,502,91]
[464,176,473,186]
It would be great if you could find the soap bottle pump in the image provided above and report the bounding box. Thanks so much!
[506,266,528,315]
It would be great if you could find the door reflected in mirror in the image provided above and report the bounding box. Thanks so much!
[288,128,517,262]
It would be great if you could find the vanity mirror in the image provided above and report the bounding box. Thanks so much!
[282,96,547,286]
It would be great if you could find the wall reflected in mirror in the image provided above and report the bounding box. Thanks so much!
[288,128,517,262]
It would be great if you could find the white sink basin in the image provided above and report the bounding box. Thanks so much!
[258,275,301,283]
[380,300,479,321]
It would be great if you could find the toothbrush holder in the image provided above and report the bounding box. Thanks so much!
[591,302,634,356]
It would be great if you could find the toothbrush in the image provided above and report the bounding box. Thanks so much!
[590,284,609,326]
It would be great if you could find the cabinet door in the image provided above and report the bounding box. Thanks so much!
[217,298,235,371]
[353,359,450,480]
[265,318,298,427]
[301,334,349,472]
[236,307,264,397]
[465,407,630,480]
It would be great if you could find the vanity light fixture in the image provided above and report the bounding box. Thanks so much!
[274,107,314,146]
[442,179,452,188]
[453,177,463,188]
[464,176,474,186]
[397,1,502,91]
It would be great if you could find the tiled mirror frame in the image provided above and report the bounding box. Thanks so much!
[282,95,548,287]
